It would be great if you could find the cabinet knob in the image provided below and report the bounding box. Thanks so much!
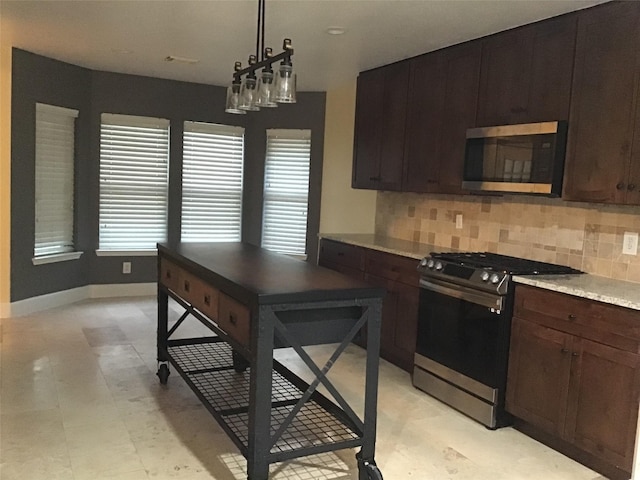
[628,183,636,191]
[561,348,570,354]
[571,352,579,357]
[204,294,210,306]
[229,313,237,326]
[567,314,576,320]
[184,280,190,292]
[616,182,625,190]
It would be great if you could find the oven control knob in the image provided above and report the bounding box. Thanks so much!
[481,271,490,282]
[427,259,435,269]
[419,258,428,268]
[435,261,443,271]
[490,273,501,284]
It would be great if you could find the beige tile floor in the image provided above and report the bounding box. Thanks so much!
[0,297,608,480]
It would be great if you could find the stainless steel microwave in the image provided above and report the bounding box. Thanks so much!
[462,121,568,196]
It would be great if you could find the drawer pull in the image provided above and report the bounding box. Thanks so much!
[561,348,570,354]
[567,314,576,320]
[616,182,625,190]
[337,252,344,257]
[184,280,190,292]
[204,294,210,306]
[166,270,172,279]
[229,313,237,326]
[572,352,580,357]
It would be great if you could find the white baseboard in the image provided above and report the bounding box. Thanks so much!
[2,283,156,318]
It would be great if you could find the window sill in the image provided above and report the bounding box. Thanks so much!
[32,251,84,266]
[95,249,157,257]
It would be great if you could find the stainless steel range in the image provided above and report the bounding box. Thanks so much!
[413,252,581,429]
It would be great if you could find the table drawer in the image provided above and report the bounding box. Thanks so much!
[177,270,207,308]
[219,293,251,347]
[197,284,220,321]
[365,249,420,286]
[159,258,181,292]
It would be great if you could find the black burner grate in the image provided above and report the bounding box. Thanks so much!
[430,251,582,275]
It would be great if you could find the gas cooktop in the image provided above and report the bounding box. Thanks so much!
[418,251,582,295]
[428,252,583,275]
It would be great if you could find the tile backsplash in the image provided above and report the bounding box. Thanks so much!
[375,192,640,284]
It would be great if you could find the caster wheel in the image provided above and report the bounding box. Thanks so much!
[362,461,383,480]
[157,363,170,384]
[232,350,249,373]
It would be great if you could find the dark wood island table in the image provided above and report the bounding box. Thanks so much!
[156,242,386,480]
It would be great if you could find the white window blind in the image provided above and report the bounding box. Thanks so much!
[262,129,311,256]
[34,103,78,257]
[181,121,244,242]
[99,113,170,251]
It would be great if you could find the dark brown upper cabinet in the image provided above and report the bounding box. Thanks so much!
[403,42,481,193]
[563,1,640,205]
[476,15,577,127]
[352,62,409,191]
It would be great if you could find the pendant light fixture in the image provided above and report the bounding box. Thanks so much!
[225,0,296,114]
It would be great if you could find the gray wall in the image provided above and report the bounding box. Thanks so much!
[11,49,92,301]
[11,48,326,301]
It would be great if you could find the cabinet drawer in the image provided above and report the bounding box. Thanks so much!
[365,249,420,286]
[219,293,251,348]
[159,258,181,292]
[319,240,364,271]
[514,284,640,352]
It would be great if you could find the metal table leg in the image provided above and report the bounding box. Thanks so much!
[358,298,383,479]
[156,284,170,384]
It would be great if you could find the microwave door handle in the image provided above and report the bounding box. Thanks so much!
[420,278,504,310]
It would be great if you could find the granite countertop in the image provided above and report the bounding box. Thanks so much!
[319,233,448,260]
[513,274,640,311]
[320,233,640,312]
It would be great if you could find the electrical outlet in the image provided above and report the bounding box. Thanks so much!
[623,232,638,255]
[122,261,132,274]
[455,214,463,230]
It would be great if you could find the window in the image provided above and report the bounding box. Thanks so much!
[181,121,244,242]
[261,129,311,256]
[34,103,79,260]
[98,114,170,252]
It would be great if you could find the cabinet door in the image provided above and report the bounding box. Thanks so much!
[392,282,419,372]
[527,15,576,123]
[352,69,384,189]
[506,317,572,436]
[436,42,482,194]
[477,16,575,127]
[477,26,533,126]
[402,52,444,192]
[563,2,640,204]
[378,61,410,191]
[629,56,640,206]
[565,338,640,472]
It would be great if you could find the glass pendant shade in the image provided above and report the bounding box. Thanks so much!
[256,70,277,108]
[225,83,246,114]
[239,77,260,111]
[275,63,297,103]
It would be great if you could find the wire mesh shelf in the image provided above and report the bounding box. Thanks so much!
[166,338,360,456]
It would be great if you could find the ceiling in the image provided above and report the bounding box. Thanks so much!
[1,0,609,92]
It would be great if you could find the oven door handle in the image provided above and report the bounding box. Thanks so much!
[420,277,505,311]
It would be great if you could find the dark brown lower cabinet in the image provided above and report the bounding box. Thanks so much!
[318,239,420,372]
[507,285,640,480]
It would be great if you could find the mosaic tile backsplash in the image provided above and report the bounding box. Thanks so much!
[375,192,640,284]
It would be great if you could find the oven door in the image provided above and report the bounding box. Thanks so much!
[415,276,512,391]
